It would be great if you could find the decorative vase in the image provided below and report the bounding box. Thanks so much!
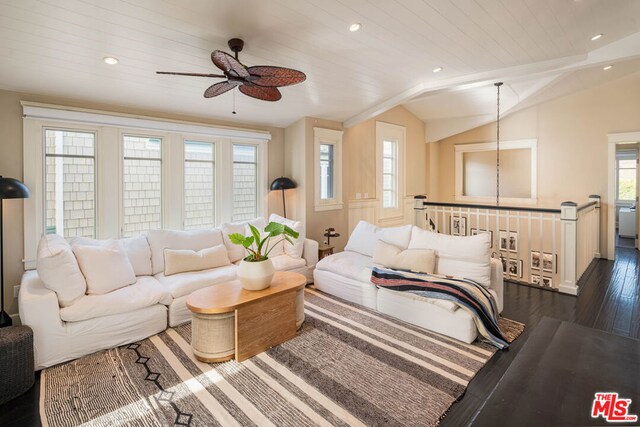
[237,258,275,291]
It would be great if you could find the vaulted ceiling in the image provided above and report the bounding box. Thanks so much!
[0,0,639,134]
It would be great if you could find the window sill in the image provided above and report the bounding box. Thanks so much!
[314,203,343,212]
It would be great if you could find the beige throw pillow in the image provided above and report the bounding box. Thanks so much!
[72,239,137,295]
[164,244,231,276]
[373,240,436,274]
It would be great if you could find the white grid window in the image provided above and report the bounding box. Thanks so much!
[232,144,258,221]
[122,135,162,237]
[184,141,215,230]
[44,129,96,238]
[382,140,397,209]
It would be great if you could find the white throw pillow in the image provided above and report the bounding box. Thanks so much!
[147,229,225,274]
[164,244,231,276]
[269,213,305,259]
[345,221,414,257]
[71,236,152,276]
[373,240,436,274]
[72,240,137,295]
[344,221,380,257]
[408,227,491,287]
[36,234,87,307]
[221,217,274,262]
[377,224,413,250]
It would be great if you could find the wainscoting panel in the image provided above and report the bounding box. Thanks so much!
[347,196,418,233]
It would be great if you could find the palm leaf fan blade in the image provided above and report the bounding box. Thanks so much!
[239,85,282,101]
[203,81,239,98]
[247,66,306,87]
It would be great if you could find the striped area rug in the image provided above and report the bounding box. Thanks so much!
[40,288,524,427]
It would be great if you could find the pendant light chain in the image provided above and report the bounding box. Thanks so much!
[495,82,503,207]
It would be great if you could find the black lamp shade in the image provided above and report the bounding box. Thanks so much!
[0,177,30,199]
[270,177,296,191]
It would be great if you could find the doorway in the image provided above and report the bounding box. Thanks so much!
[608,132,640,259]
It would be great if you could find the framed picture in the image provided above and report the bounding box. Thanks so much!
[499,231,518,253]
[531,251,555,273]
[542,277,553,288]
[450,216,467,236]
[542,253,554,273]
[531,274,541,285]
[501,257,523,278]
[531,274,553,288]
[470,228,494,247]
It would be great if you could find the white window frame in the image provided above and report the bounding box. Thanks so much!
[376,121,406,220]
[22,102,270,268]
[314,127,343,212]
[615,150,637,204]
[454,139,537,205]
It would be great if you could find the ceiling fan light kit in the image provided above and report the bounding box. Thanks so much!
[157,38,306,107]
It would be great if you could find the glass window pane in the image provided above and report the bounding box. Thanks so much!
[233,144,258,221]
[184,141,215,230]
[619,159,636,169]
[320,143,334,200]
[383,140,395,157]
[44,129,96,238]
[123,136,162,237]
[383,190,394,208]
[383,158,393,174]
[618,168,636,200]
[383,174,393,190]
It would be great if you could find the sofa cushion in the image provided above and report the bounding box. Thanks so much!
[155,264,237,299]
[72,240,137,295]
[269,214,305,259]
[270,254,306,271]
[344,221,413,257]
[164,244,231,276]
[147,229,224,275]
[71,236,152,276]
[59,276,171,322]
[373,240,436,274]
[36,234,87,307]
[316,251,373,283]
[221,217,277,261]
[408,227,491,287]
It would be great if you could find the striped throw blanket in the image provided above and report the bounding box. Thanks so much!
[371,266,510,349]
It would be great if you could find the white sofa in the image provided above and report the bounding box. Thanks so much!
[313,221,503,344]
[19,215,318,370]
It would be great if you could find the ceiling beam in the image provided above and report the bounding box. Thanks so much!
[344,32,640,129]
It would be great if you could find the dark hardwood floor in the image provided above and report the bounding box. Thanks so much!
[1,248,639,427]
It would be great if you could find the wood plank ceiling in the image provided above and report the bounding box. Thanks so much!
[0,0,638,128]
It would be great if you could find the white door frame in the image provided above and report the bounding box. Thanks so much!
[607,131,640,260]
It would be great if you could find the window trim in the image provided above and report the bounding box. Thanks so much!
[376,121,406,220]
[314,127,344,212]
[454,139,538,205]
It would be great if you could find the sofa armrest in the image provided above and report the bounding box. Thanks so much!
[19,270,63,331]
[303,238,319,268]
[489,258,504,313]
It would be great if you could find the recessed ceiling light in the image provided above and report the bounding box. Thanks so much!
[603,65,613,71]
[349,23,362,32]
[433,67,443,73]
[591,33,603,41]
[103,57,119,65]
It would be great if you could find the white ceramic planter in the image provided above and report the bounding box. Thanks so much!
[237,259,275,291]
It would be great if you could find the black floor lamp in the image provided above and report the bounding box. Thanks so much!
[0,177,31,328]
[270,177,296,218]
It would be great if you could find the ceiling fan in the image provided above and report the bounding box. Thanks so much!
[156,38,306,102]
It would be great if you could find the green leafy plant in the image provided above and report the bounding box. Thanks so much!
[228,222,300,262]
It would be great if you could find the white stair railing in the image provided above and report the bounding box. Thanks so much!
[414,195,600,296]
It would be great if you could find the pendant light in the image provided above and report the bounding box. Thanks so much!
[495,82,503,207]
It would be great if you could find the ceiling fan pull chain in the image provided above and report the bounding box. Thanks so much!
[233,88,237,114]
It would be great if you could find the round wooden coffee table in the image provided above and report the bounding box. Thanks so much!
[186,271,306,363]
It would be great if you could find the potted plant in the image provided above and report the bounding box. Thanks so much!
[229,222,300,290]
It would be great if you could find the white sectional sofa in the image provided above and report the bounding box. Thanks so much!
[19,215,318,370]
[313,221,503,344]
